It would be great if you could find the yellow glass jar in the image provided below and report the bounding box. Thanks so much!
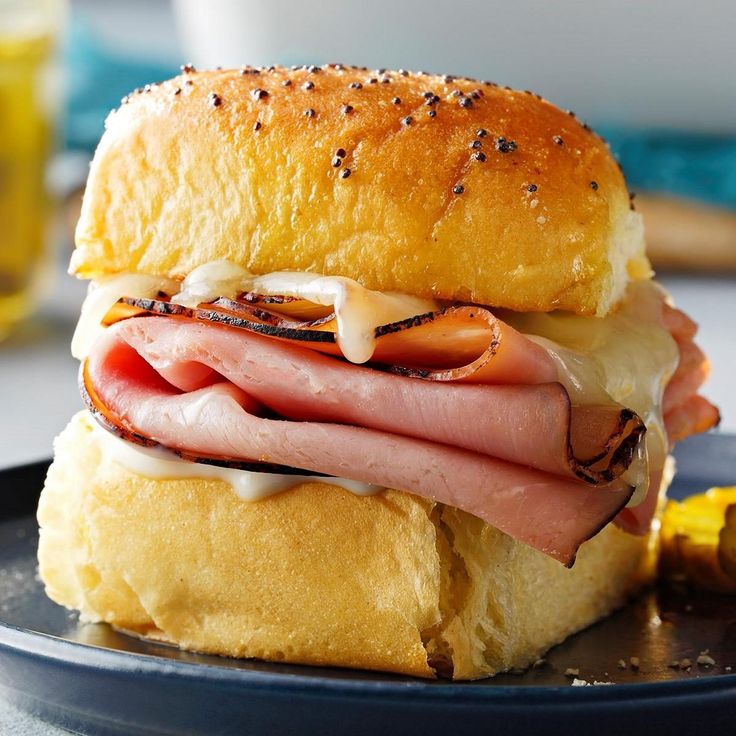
[0,0,64,337]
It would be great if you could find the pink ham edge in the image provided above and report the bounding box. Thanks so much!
[665,395,721,445]
[110,317,641,483]
[661,303,698,342]
[84,325,635,566]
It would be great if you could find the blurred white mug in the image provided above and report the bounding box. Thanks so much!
[173,0,735,131]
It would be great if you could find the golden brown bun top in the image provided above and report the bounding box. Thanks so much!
[73,64,650,315]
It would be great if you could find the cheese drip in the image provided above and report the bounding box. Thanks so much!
[90,418,381,501]
[171,260,439,363]
[73,261,673,506]
[72,273,179,360]
[73,260,438,364]
[500,281,679,507]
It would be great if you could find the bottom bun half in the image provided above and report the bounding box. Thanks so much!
[37,412,657,680]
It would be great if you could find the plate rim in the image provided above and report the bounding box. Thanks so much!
[2,432,736,712]
[2,617,736,707]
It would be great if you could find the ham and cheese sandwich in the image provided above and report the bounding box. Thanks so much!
[37,64,718,680]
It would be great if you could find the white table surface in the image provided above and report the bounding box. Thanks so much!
[0,270,734,470]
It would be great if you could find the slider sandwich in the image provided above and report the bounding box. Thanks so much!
[37,65,719,680]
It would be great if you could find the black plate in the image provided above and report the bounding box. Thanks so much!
[1,435,735,736]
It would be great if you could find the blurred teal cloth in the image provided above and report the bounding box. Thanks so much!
[63,21,736,210]
[64,20,178,152]
[601,128,736,209]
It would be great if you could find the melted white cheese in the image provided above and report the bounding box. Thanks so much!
[169,259,251,308]
[172,260,438,363]
[75,260,437,364]
[253,271,438,364]
[90,418,382,500]
[500,281,679,506]
[71,273,179,360]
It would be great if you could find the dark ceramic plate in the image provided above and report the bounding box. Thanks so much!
[1,434,735,736]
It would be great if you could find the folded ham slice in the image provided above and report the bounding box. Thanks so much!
[83,320,637,565]
[110,295,560,384]
[83,294,717,559]
[104,317,643,484]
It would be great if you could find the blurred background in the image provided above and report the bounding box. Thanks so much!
[1,0,734,467]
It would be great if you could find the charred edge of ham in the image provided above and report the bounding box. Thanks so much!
[176,450,327,475]
[213,300,286,325]
[375,307,502,380]
[239,292,300,305]
[379,364,433,379]
[374,310,439,336]
[120,296,337,344]
[570,409,646,485]
[210,297,335,329]
[79,361,158,448]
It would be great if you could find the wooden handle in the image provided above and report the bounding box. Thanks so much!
[638,194,736,271]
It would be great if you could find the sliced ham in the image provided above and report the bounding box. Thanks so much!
[101,317,644,484]
[663,339,709,415]
[111,295,559,384]
[665,395,721,445]
[86,293,718,555]
[661,303,698,342]
[660,304,719,442]
[83,325,635,566]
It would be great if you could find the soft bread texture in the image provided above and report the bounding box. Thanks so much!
[38,412,656,680]
[72,65,650,316]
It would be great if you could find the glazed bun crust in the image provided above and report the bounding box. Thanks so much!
[73,65,649,315]
[38,413,655,680]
